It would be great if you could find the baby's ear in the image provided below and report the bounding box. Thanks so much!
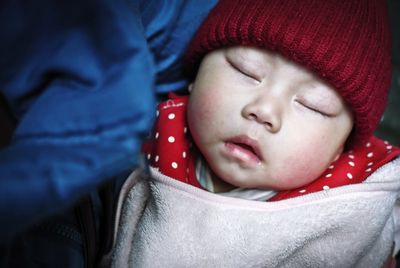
[188,83,194,93]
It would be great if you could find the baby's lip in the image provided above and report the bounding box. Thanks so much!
[225,135,263,161]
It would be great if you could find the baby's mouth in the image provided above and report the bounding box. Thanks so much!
[233,142,258,157]
[224,136,262,165]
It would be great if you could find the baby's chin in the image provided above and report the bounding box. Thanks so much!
[211,168,254,191]
[212,173,267,192]
[211,175,237,193]
[214,164,332,191]
[216,171,305,192]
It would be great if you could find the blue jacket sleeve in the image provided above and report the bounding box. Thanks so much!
[0,0,217,242]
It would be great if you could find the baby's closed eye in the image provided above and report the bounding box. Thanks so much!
[294,98,331,117]
[295,85,345,117]
[226,58,261,84]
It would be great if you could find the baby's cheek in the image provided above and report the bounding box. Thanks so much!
[187,92,221,140]
[275,143,331,189]
[188,89,221,124]
[188,103,211,134]
[191,98,215,121]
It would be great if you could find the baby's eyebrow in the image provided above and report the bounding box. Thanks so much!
[228,48,262,62]
[227,48,269,74]
[306,84,344,108]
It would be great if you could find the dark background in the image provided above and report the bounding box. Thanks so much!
[375,0,400,146]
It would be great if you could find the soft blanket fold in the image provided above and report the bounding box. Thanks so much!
[103,158,400,268]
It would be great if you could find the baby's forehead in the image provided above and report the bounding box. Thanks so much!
[225,46,274,64]
[223,46,348,105]
[225,46,328,85]
[226,46,310,74]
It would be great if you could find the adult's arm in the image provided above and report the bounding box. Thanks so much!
[0,0,217,242]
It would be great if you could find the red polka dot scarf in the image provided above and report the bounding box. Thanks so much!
[142,94,400,201]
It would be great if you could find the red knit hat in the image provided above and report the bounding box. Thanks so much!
[186,0,392,147]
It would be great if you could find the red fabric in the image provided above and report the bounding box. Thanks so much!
[142,95,400,201]
[141,94,202,189]
[185,0,392,147]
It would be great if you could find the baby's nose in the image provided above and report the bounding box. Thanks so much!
[241,96,282,133]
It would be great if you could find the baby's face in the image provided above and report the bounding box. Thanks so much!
[187,46,353,191]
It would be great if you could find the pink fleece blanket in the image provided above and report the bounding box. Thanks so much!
[102,158,400,268]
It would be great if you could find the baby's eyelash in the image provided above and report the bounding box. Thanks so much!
[306,105,329,117]
[228,61,247,75]
[227,59,259,81]
[296,100,330,117]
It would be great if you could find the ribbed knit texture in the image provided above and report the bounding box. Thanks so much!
[186,0,392,147]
